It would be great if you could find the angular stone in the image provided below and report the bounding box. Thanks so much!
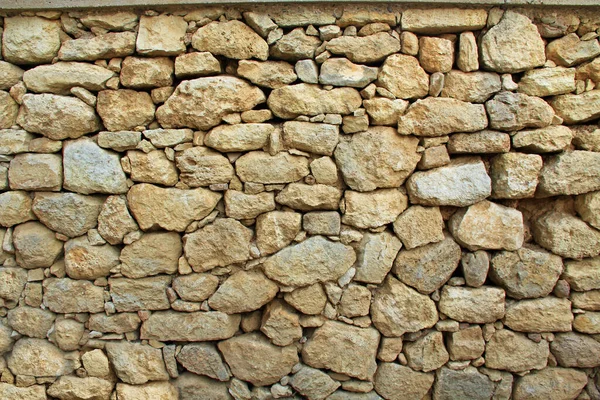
[283,121,339,156]
[235,151,309,184]
[573,311,600,333]
[13,221,62,269]
[63,138,128,194]
[109,276,171,312]
[0,91,18,129]
[7,338,76,377]
[419,37,454,74]
[128,184,221,231]
[531,211,600,259]
[513,367,587,400]
[577,57,600,83]
[172,274,218,303]
[457,32,479,72]
[260,299,302,346]
[174,52,221,78]
[225,190,275,219]
[374,363,433,400]
[575,191,600,230]
[193,21,268,60]
[518,67,576,97]
[8,153,62,191]
[237,60,296,89]
[141,311,240,342]
[88,313,141,334]
[392,205,444,250]
[176,343,230,381]
[106,341,169,385]
[439,286,505,323]
[327,32,400,63]
[551,332,600,368]
[64,236,119,279]
[47,376,114,400]
[120,232,181,278]
[538,151,600,196]
[485,329,548,372]
[264,235,355,287]
[433,367,494,400]
[269,7,336,27]
[334,127,420,192]
[448,130,510,154]
[0,129,34,155]
[303,321,379,380]
[157,76,265,130]
[393,233,461,294]
[137,15,187,56]
[401,8,487,34]
[3,17,61,64]
[120,57,173,89]
[512,126,572,153]
[184,218,252,272]
[116,382,178,400]
[176,146,233,187]
[0,191,35,227]
[486,92,555,132]
[268,83,361,119]
[571,290,600,310]
[563,257,600,291]
[0,61,24,90]
[276,183,342,211]
[549,90,600,124]
[284,284,327,315]
[97,89,155,131]
[0,267,28,303]
[481,11,546,73]
[354,232,402,284]
[441,71,501,103]
[547,34,600,67]
[449,200,524,251]
[44,278,104,313]
[338,284,371,318]
[270,28,320,62]
[208,269,278,314]
[376,54,428,99]
[204,123,272,152]
[32,192,104,238]
[342,189,408,229]
[7,306,55,338]
[174,373,231,400]
[97,195,138,245]
[0,383,46,400]
[303,211,341,236]
[98,130,141,151]
[17,94,100,140]
[128,150,178,186]
[58,32,136,61]
[256,211,302,256]
[371,276,438,336]
[505,297,573,332]
[80,11,138,30]
[291,366,340,400]
[319,58,378,88]
[406,158,491,206]
[447,326,485,361]
[404,331,449,373]
[23,62,115,95]
[363,98,409,126]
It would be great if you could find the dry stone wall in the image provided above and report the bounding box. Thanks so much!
[0,3,600,400]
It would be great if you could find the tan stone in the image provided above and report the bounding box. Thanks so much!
[319,58,378,88]
[236,151,309,183]
[270,28,321,62]
[354,232,402,284]
[176,146,233,187]
[219,332,299,386]
[58,32,136,61]
[401,8,487,34]
[174,373,231,400]
[575,191,600,230]
[457,32,479,72]
[512,125,572,153]
[374,363,434,400]
[433,367,494,400]
[0,383,46,400]
[571,290,600,310]
[563,257,600,291]
[531,211,600,259]
[513,367,587,400]
[79,11,138,30]
[441,71,501,103]
[549,90,600,124]
[0,267,27,304]
[484,329,548,372]
[404,331,449,372]
[23,62,115,95]
[392,205,444,250]
[0,129,34,155]
[518,67,576,97]
[0,91,18,129]
[260,299,302,346]
[8,153,61,191]
[573,311,600,333]
[120,57,174,89]
[371,276,438,336]
[157,76,265,130]
[88,313,141,334]
[342,189,408,229]
[128,150,178,186]
[7,306,55,338]
[176,343,230,381]
[256,211,302,256]
[376,54,429,99]
[237,60,297,89]
[209,269,278,314]
[276,183,342,211]
[120,232,181,278]
[290,366,340,400]
[3,17,61,64]
[47,376,114,400]
[98,130,141,151]
[13,221,62,269]
[283,121,339,156]
[551,332,600,368]
[0,191,35,227]
[106,341,169,385]
[0,61,24,90]
[97,89,155,131]
[97,195,138,244]
[268,6,336,27]
[128,183,221,232]
[32,193,102,239]
[327,32,400,63]
[338,284,371,318]
[505,297,573,332]
[109,276,170,312]
[225,190,275,219]
[447,326,485,361]
[284,284,327,315]
[419,37,454,74]
[172,273,218,303]
[137,15,187,56]
[141,311,240,342]
[193,20,268,61]
[448,130,510,154]
[142,128,193,148]
[174,52,221,78]
[205,123,272,152]
[538,150,600,197]
[64,236,119,279]
[489,152,543,200]
[116,382,178,400]
[546,33,600,67]
[363,98,409,126]
[7,338,76,377]
[486,91,554,132]
[438,286,505,323]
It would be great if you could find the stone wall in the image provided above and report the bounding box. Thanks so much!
[0,3,600,400]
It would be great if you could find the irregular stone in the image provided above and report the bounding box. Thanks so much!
[342,189,408,229]
[563,257,600,291]
[290,366,340,400]
[303,211,340,236]
[441,71,501,103]
[0,129,34,155]
[401,8,487,34]
[47,376,114,400]
[174,52,221,78]
[531,211,600,259]
[549,90,600,124]
[303,320,379,380]
[7,338,76,377]
[141,311,240,342]
[571,290,600,310]
[8,153,62,191]
[175,373,231,400]
[371,276,438,336]
[481,11,546,73]
[0,91,18,129]
[269,7,336,27]
[44,278,105,313]
[120,57,173,89]
[176,146,233,187]
[448,130,510,154]
[0,61,24,90]
[326,32,400,63]
[354,232,402,284]
[23,62,115,95]
[392,205,444,250]
[176,343,230,381]
[376,54,428,99]
[363,98,409,126]
[513,367,587,400]
[518,67,576,97]
[106,341,169,385]
[512,126,572,153]
[237,60,296,89]
[172,274,218,303]
[3,17,61,64]
[256,211,302,256]
[319,58,378,88]
[204,123,272,152]
[58,32,136,61]
[490,152,542,199]
[137,15,187,56]
[433,367,494,400]
[17,93,100,140]
[406,158,491,206]
[219,332,298,386]
[268,83,361,119]
[551,332,600,368]
[64,236,119,279]
[284,284,327,315]
[7,306,55,338]
[13,221,63,269]
[128,150,178,186]
[404,331,449,372]
[32,192,104,238]
[98,130,141,151]
[120,232,181,278]
[116,382,178,400]
[88,313,141,334]
[438,286,505,323]
[334,127,420,191]
[449,200,524,251]
[157,76,265,130]
[283,121,339,156]
[270,28,320,61]
[128,183,221,231]
[575,191,600,229]
[486,91,555,132]
[457,31,479,72]
[80,11,138,30]
[0,267,28,303]
[374,363,433,400]
[97,195,138,244]
[393,233,461,294]
[109,276,171,312]
[485,329,549,372]
[337,284,371,317]
[260,299,302,346]
[208,269,278,313]
[419,37,454,74]
[264,235,355,287]
[538,151,600,196]
[193,20,268,60]
[276,183,342,211]
[573,311,600,333]
[63,138,128,194]
[97,89,155,131]
[184,218,252,272]
[447,326,485,361]
[235,151,309,184]
[0,383,46,400]
[547,33,600,67]
[505,297,573,332]
[225,190,275,219]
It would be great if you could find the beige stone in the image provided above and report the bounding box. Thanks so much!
[447,326,485,361]
[319,58,378,88]
[174,373,231,400]
[176,343,230,382]
[0,267,27,303]
[338,284,371,318]
[448,130,510,154]
[0,61,24,90]
[7,306,55,338]
[47,376,114,400]
[106,341,169,385]
[128,183,221,232]
[481,11,546,73]
[260,299,302,346]
[8,153,61,191]
[457,31,479,72]
[32,193,103,238]
[551,332,600,368]
[441,71,501,103]
[88,313,141,334]
[270,28,321,62]
[513,367,587,400]
[3,17,61,64]
[176,146,233,187]
[283,121,339,156]
[433,367,494,400]
[109,276,170,312]
[209,269,278,313]
[174,52,221,78]
[7,338,76,377]
[13,221,62,269]
[327,32,400,63]
[116,382,178,400]
[576,191,600,230]
[143,128,193,148]
[571,290,600,310]
[419,37,454,74]
[0,383,46,400]
[193,20,268,60]
[489,152,542,200]
[120,57,174,89]
[392,205,444,250]
[64,236,119,279]
[354,232,402,284]
[512,125,572,153]
[236,151,309,184]
[225,190,275,219]
[371,276,438,336]
[363,98,409,126]
[531,211,600,259]
[573,311,600,333]
[563,257,600,291]
[219,332,299,386]
[284,284,327,315]
[547,33,600,67]
[137,15,187,56]
[172,273,218,303]
[256,211,302,256]
[401,8,487,34]
[484,329,548,372]
[17,93,100,140]
[291,366,340,400]
[486,91,555,132]
[549,90,600,124]
[438,286,505,323]
[141,311,240,342]
[0,91,18,129]
[0,129,34,155]
[97,89,155,131]
[374,363,434,400]
[518,67,576,97]
[127,150,178,186]
[342,189,408,229]
[303,211,340,236]
[505,297,573,332]
[23,62,115,95]
[79,11,138,30]
[237,60,297,89]
[538,150,600,197]
[97,195,138,244]
[98,130,141,151]
[276,183,342,211]
[376,54,428,99]
[59,32,136,61]
[205,123,272,152]
[404,331,449,372]
[268,7,336,27]
[120,232,181,278]
[0,191,35,227]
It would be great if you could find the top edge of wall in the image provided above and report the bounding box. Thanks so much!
[1,0,600,11]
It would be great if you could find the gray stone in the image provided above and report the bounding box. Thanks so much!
[486,91,555,132]
[433,367,494,400]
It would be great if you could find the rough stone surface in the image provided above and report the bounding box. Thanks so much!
[7,338,76,377]
[354,232,402,284]
[193,21,268,61]
[342,189,408,229]
[14,221,63,269]
[236,151,309,184]
[208,269,278,313]
[327,33,400,64]
[3,17,62,64]
[23,62,115,95]
[59,32,136,61]
[532,211,600,259]
[486,91,555,132]
[504,297,573,332]
[377,54,429,99]
[438,286,505,324]
[485,329,549,372]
